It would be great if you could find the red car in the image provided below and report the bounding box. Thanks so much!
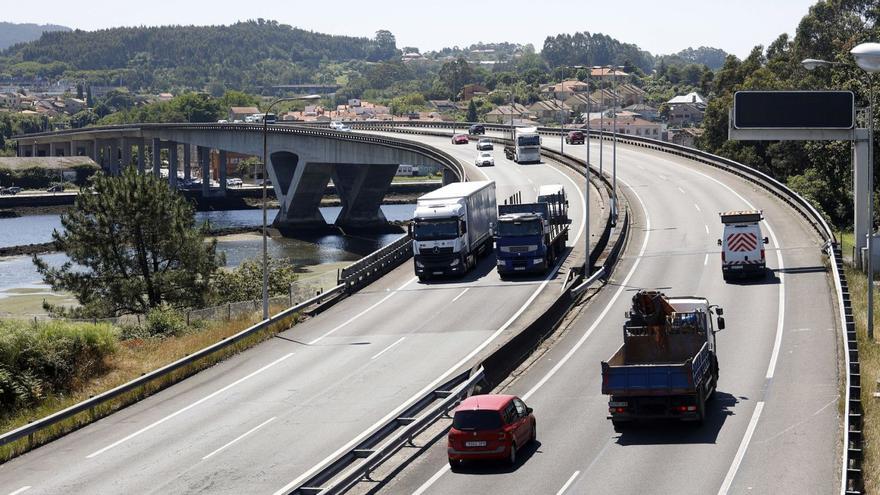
[447,394,536,469]
[452,134,469,145]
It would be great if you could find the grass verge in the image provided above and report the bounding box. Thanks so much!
[0,303,297,463]
[844,264,879,492]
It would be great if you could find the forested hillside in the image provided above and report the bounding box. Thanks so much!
[0,22,70,51]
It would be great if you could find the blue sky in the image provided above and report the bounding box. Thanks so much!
[5,0,818,58]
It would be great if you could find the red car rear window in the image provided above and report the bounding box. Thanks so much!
[453,410,503,430]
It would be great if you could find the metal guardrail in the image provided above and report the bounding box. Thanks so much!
[338,234,413,292]
[0,283,344,451]
[287,367,485,495]
[358,121,854,493]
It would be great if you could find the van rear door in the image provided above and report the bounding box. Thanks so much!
[723,224,764,267]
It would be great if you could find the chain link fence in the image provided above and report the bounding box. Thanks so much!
[0,269,341,326]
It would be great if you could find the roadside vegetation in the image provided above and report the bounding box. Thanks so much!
[0,304,297,461]
[843,265,879,492]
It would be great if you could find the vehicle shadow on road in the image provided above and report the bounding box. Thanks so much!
[614,391,740,446]
[724,271,781,286]
[417,253,497,285]
[452,440,543,475]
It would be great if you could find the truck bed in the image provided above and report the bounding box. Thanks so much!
[601,341,711,396]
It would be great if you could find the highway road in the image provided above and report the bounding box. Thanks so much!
[379,135,840,494]
[0,134,601,495]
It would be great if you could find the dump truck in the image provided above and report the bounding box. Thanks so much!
[503,127,541,164]
[601,291,725,430]
[494,185,569,276]
[411,181,497,280]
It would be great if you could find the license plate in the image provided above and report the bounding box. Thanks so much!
[609,401,628,407]
[465,441,486,447]
[514,267,525,271]
[433,271,443,275]
[730,265,742,270]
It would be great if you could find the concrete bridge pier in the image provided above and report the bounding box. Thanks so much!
[442,167,459,185]
[151,138,162,177]
[137,139,146,174]
[331,163,398,229]
[272,152,332,230]
[199,146,210,196]
[121,139,132,172]
[183,145,192,182]
[218,150,228,196]
[168,142,179,188]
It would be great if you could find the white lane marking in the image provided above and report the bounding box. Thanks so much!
[718,402,765,495]
[704,253,709,266]
[277,257,569,495]
[451,287,470,302]
[309,277,417,345]
[705,224,710,234]
[86,353,294,459]
[556,471,581,495]
[414,178,650,495]
[370,337,406,360]
[685,168,785,378]
[202,416,276,460]
[694,203,702,212]
[7,487,31,495]
[523,179,650,401]
[678,186,686,194]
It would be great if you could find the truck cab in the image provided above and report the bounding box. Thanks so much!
[717,210,769,280]
[494,187,569,276]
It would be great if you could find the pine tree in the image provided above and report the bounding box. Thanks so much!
[467,100,478,122]
[34,169,223,316]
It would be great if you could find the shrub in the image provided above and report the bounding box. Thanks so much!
[145,305,187,337]
[0,320,118,409]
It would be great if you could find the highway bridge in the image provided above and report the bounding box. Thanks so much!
[1,123,846,495]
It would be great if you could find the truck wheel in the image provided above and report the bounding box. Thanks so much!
[696,390,707,425]
[611,420,627,433]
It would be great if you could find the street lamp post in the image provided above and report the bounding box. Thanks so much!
[261,94,321,320]
[802,44,880,339]
[852,42,880,340]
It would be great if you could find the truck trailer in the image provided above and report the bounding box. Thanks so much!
[601,291,725,430]
[494,185,569,276]
[410,181,497,280]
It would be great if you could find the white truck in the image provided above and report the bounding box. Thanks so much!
[717,210,769,280]
[504,127,542,164]
[410,181,497,280]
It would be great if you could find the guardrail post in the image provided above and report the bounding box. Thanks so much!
[289,283,294,306]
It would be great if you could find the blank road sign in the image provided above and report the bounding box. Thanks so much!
[733,91,854,129]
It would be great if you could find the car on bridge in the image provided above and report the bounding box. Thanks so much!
[452,134,469,145]
[476,138,493,151]
[226,177,243,187]
[46,184,64,193]
[565,130,585,144]
[469,124,486,135]
[475,151,495,167]
[447,394,536,469]
[0,186,21,195]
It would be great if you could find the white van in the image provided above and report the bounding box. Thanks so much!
[717,210,769,280]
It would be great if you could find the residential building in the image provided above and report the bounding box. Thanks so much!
[668,102,705,126]
[616,83,646,106]
[564,93,600,114]
[668,92,707,106]
[624,103,660,121]
[529,100,571,124]
[430,99,458,112]
[0,92,22,108]
[461,84,489,101]
[229,106,260,121]
[589,89,618,111]
[590,67,629,80]
[669,127,705,147]
[588,114,665,140]
[484,103,532,124]
[540,79,591,100]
